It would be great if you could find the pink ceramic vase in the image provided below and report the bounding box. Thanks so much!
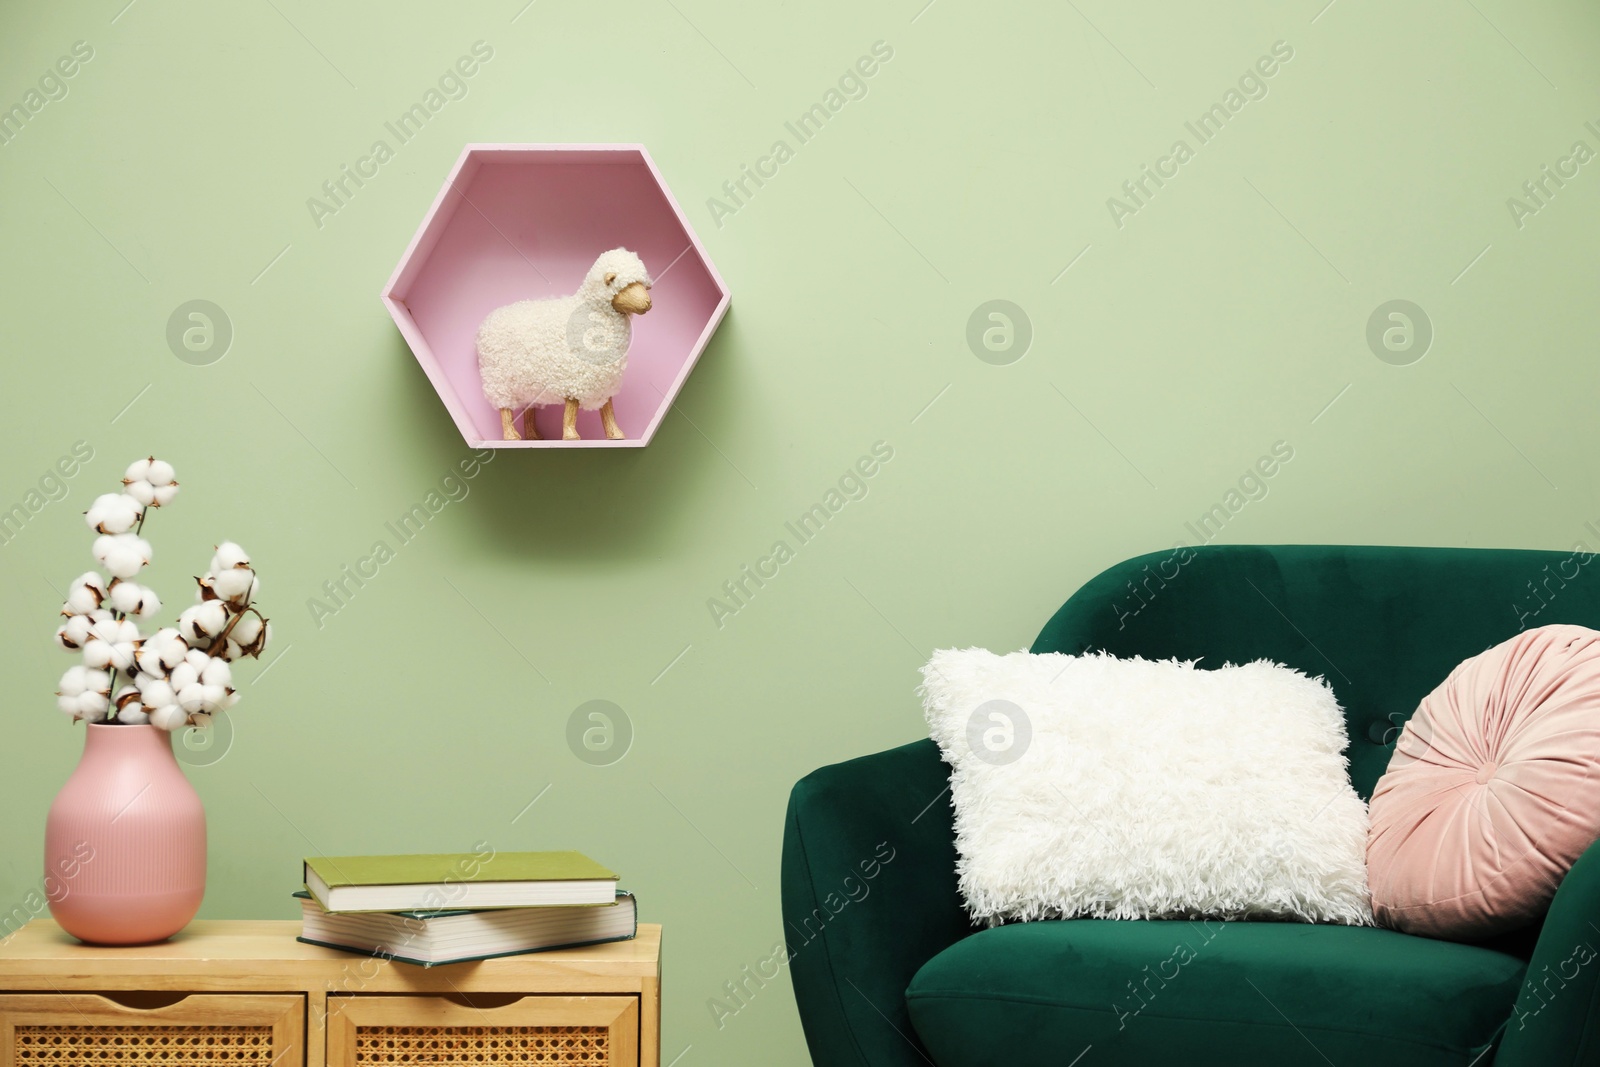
[44,723,206,945]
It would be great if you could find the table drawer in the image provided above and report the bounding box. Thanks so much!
[327,994,638,1066]
[0,993,304,1066]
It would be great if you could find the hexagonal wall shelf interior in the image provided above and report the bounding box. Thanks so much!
[382,144,730,447]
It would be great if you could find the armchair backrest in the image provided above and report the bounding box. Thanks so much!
[1031,544,1600,798]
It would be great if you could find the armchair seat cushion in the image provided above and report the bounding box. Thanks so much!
[905,919,1525,1067]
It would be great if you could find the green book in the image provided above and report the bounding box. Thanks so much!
[303,850,619,914]
[294,890,637,967]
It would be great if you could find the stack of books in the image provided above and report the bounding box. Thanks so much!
[296,850,636,967]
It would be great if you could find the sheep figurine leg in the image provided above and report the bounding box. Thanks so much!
[600,399,623,440]
[476,248,654,442]
[497,406,540,441]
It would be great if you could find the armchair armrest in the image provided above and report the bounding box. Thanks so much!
[782,739,977,1067]
[1494,836,1600,1066]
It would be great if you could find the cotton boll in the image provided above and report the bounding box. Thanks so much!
[116,704,151,725]
[100,641,137,672]
[219,619,271,662]
[200,657,232,689]
[86,492,143,534]
[80,696,109,720]
[88,616,137,645]
[57,665,111,721]
[59,664,110,698]
[171,655,209,687]
[113,685,144,720]
[73,572,108,594]
[104,580,140,615]
[209,566,255,604]
[169,661,200,693]
[176,683,208,714]
[110,539,151,578]
[156,657,237,716]
[176,679,228,715]
[137,676,177,710]
[62,572,109,616]
[136,628,188,674]
[211,542,249,571]
[124,457,178,508]
[109,581,161,619]
[58,692,108,721]
[228,613,262,645]
[55,613,99,651]
[93,534,152,579]
[83,618,138,671]
[84,493,144,535]
[168,650,209,692]
[227,613,268,659]
[197,661,234,711]
[148,704,188,731]
[178,602,227,644]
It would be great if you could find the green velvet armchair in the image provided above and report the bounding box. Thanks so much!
[782,545,1600,1066]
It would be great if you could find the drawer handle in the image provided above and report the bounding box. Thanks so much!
[92,991,192,1011]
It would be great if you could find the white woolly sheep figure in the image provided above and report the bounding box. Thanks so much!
[476,248,654,441]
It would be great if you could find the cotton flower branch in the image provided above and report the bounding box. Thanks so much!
[53,458,271,732]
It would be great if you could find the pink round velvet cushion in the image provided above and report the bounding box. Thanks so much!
[1367,624,1600,939]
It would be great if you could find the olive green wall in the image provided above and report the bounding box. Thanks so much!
[2,0,1598,1062]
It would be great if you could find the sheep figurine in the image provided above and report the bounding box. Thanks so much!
[476,248,653,441]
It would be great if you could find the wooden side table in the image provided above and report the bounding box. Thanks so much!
[0,919,661,1066]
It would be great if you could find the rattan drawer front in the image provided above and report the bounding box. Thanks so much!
[0,993,303,1067]
[327,995,638,1066]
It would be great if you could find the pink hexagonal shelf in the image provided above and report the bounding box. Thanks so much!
[382,144,730,448]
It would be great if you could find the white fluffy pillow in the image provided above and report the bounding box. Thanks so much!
[921,649,1372,926]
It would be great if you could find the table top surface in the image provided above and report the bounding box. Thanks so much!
[0,920,661,979]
